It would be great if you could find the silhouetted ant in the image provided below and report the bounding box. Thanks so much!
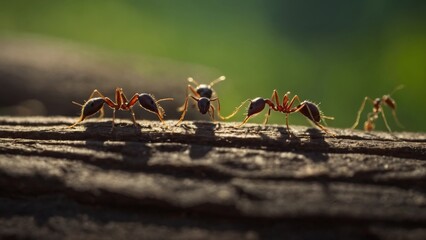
[225,90,334,136]
[351,85,404,132]
[175,76,227,125]
[69,88,173,129]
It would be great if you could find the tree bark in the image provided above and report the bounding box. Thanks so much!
[0,116,425,240]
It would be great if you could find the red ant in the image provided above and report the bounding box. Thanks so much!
[225,90,335,136]
[69,88,173,129]
[175,76,227,125]
[351,85,404,132]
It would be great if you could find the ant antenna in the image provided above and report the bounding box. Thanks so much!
[209,76,226,87]
[221,99,251,120]
[187,77,200,86]
[390,85,404,96]
[156,98,174,103]
[72,101,83,107]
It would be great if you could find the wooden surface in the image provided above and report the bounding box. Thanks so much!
[0,116,425,240]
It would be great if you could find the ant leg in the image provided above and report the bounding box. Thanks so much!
[175,95,190,126]
[178,85,199,112]
[209,105,216,122]
[222,99,251,120]
[287,95,302,111]
[380,109,392,132]
[209,76,226,87]
[285,113,293,136]
[129,107,139,128]
[293,102,334,136]
[263,108,272,126]
[271,90,280,108]
[351,97,374,129]
[281,92,290,110]
[236,115,253,128]
[88,89,106,99]
[111,109,116,130]
[210,97,222,120]
[313,121,335,136]
[391,110,404,128]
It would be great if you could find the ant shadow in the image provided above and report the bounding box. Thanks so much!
[301,128,330,162]
[188,121,216,160]
[75,121,153,172]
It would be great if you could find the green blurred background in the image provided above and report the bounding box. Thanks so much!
[1,0,425,131]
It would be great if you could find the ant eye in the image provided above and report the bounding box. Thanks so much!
[249,106,253,109]
[151,100,155,105]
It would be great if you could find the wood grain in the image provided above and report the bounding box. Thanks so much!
[0,116,425,240]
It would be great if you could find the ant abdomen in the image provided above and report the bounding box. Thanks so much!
[138,93,159,113]
[297,101,321,122]
[82,98,105,119]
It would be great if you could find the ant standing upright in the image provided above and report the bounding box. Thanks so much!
[225,89,335,136]
[69,88,173,129]
[175,76,227,125]
[351,85,404,132]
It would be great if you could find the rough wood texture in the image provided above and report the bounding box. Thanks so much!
[0,116,425,240]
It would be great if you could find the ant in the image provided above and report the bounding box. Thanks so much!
[69,88,173,129]
[351,85,404,132]
[225,90,335,136]
[175,76,227,125]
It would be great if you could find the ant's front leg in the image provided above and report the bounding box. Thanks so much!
[178,85,199,112]
[263,107,272,126]
[175,95,191,126]
[208,105,216,122]
[351,97,374,130]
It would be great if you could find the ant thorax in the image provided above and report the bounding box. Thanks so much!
[196,85,213,99]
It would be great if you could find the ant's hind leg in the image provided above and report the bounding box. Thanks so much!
[391,110,404,129]
[88,89,106,99]
[263,108,272,126]
[285,113,293,137]
[380,110,392,132]
[222,99,251,120]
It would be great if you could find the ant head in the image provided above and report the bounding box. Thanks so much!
[297,101,321,122]
[247,98,266,117]
[197,97,211,114]
[81,97,105,119]
[138,93,163,117]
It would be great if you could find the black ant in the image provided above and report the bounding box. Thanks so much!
[225,90,335,136]
[351,85,404,132]
[175,76,227,125]
[69,88,173,129]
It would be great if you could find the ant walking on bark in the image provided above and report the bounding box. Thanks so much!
[225,89,335,136]
[69,88,173,129]
[351,85,404,132]
[175,76,227,125]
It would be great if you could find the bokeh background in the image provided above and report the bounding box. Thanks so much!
[0,0,425,131]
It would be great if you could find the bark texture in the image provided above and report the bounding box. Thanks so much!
[0,116,425,240]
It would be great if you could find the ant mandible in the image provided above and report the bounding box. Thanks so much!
[175,76,227,125]
[351,85,404,132]
[225,90,335,136]
[69,88,173,129]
